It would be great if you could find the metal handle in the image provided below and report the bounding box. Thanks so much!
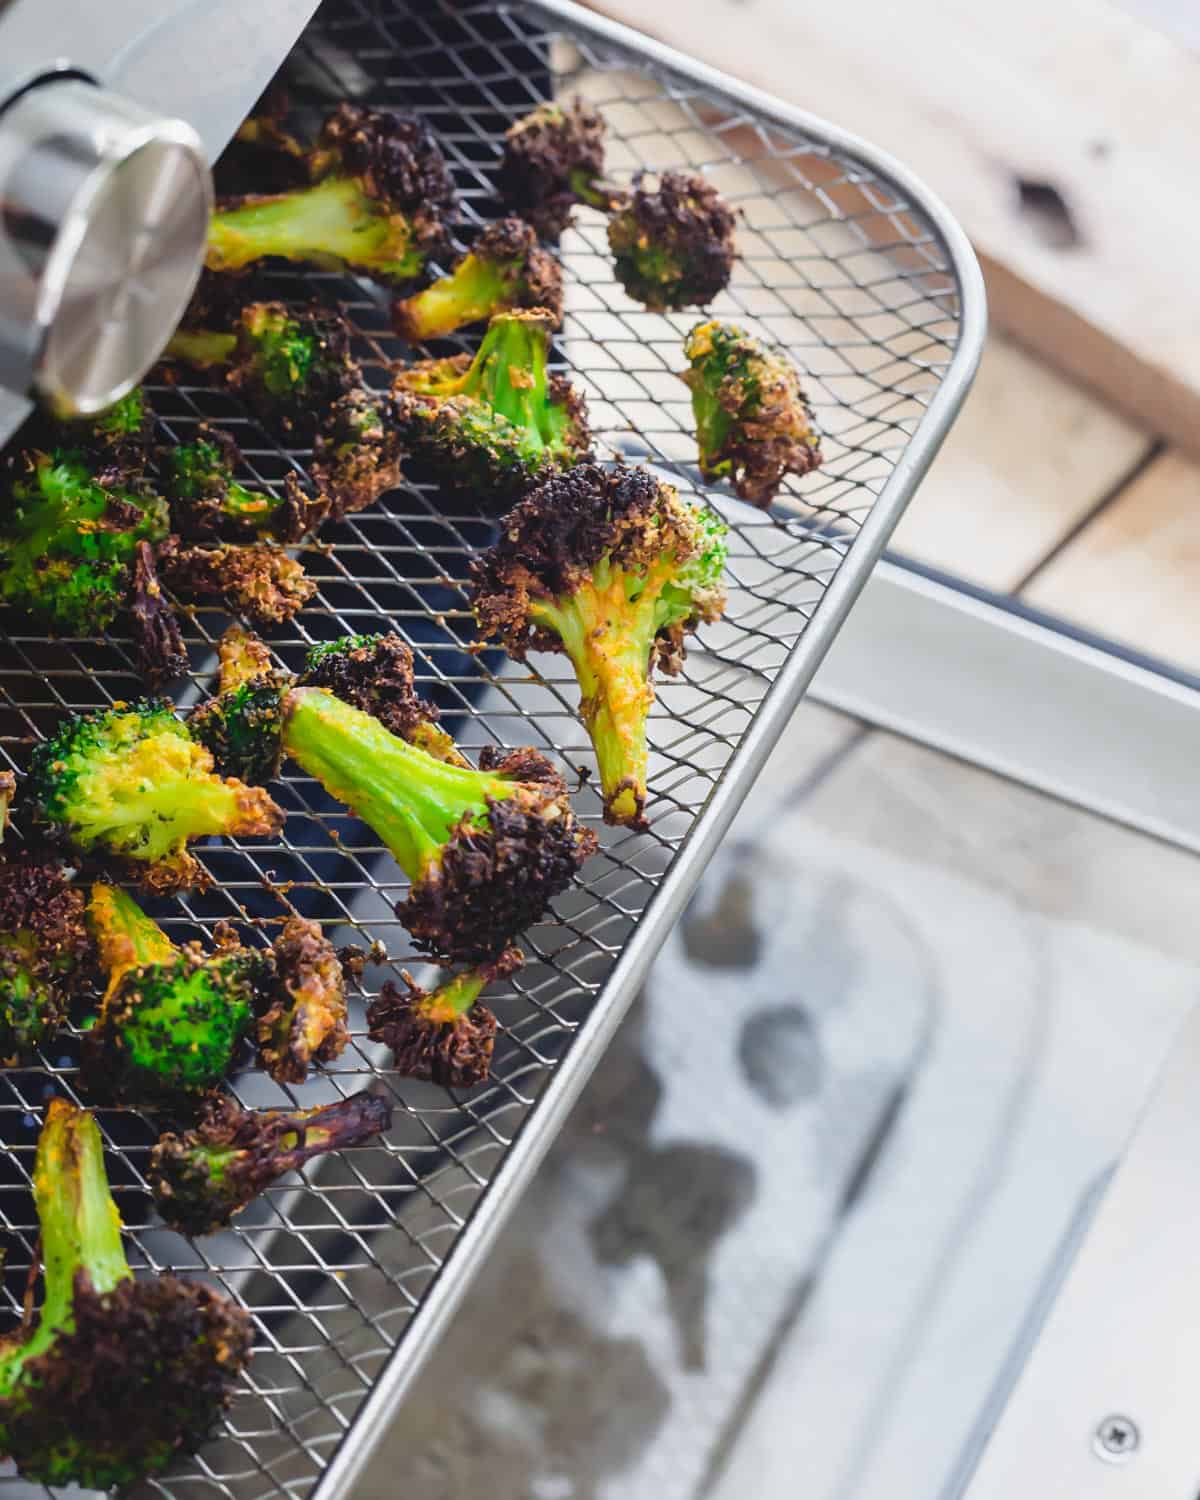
[0,76,211,414]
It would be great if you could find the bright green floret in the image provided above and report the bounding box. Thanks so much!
[0,1099,254,1488]
[163,432,284,536]
[0,451,169,633]
[392,309,589,506]
[27,701,283,893]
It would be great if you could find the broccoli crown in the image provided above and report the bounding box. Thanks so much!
[301,633,451,751]
[0,857,92,1064]
[0,1100,253,1488]
[282,691,596,963]
[160,538,316,626]
[497,100,608,241]
[367,947,520,1087]
[150,1089,391,1236]
[682,319,822,505]
[392,215,564,341]
[469,463,728,827]
[27,701,283,893]
[255,916,348,1084]
[163,425,286,537]
[309,386,405,517]
[208,104,454,283]
[392,308,590,506]
[608,171,737,311]
[0,450,170,633]
[85,944,264,1102]
[230,301,359,437]
[189,672,290,785]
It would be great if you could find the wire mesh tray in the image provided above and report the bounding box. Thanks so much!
[0,0,982,1494]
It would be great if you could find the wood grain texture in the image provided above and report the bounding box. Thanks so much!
[889,335,1149,590]
[582,0,1200,456]
[1023,449,1200,669]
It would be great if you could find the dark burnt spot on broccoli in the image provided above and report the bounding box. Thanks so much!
[309,387,405,517]
[130,540,188,686]
[255,916,348,1084]
[301,633,442,745]
[159,538,316,626]
[497,100,609,242]
[149,1091,392,1237]
[0,855,93,1064]
[608,171,737,311]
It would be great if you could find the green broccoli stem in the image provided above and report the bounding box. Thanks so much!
[689,380,735,476]
[0,1102,130,1380]
[281,688,511,880]
[207,176,426,279]
[570,169,625,214]
[423,312,563,456]
[395,255,512,342]
[530,559,669,825]
[89,883,176,1002]
[165,330,237,369]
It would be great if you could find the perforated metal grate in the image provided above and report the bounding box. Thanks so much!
[0,0,980,1494]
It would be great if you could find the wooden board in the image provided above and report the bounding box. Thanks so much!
[582,0,1200,458]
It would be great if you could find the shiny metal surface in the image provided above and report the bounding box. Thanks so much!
[0,79,211,412]
[960,1002,1200,1500]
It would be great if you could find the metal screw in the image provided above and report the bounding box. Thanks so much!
[1093,1415,1140,1463]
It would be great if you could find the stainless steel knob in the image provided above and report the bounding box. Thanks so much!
[0,77,212,415]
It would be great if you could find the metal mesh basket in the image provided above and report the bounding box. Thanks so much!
[0,0,982,1494]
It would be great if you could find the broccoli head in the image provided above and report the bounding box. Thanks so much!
[470,463,728,827]
[162,424,323,542]
[149,1090,391,1236]
[207,103,455,284]
[392,308,589,506]
[497,100,610,242]
[282,691,596,962]
[49,386,154,476]
[0,448,170,635]
[255,916,348,1084]
[0,1099,254,1488]
[682,320,822,505]
[608,171,737,311]
[27,701,283,893]
[0,855,92,1064]
[309,386,405,516]
[392,216,563,342]
[367,946,520,1088]
[159,537,316,626]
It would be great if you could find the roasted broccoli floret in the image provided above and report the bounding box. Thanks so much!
[308,385,404,515]
[608,171,737,311]
[367,946,520,1087]
[497,100,611,242]
[0,855,92,1064]
[682,320,822,505]
[27,701,283,893]
[0,449,169,634]
[207,103,455,284]
[149,1090,391,1236]
[49,386,154,474]
[159,537,316,626]
[0,1099,254,1488]
[392,216,563,341]
[471,463,727,828]
[254,916,348,1084]
[392,308,589,505]
[301,633,465,765]
[84,887,266,1104]
[282,692,596,961]
[163,424,323,542]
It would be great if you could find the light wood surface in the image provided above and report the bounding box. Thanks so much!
[583,0,1200,458]
[1023,449,1199,670]
[890,335,1149,591]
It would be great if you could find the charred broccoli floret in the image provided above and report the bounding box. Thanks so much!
[497,100,611,242]
[48,386,154,474]
[282,692,596,962]
[392,217,563,341]
[608,172,737,311]
[0,856,92,1064]
[301,633,464,764]
[27,701,283,893]
[207,103,455,284]
[392,308,589,505]
[163,424,323,542]
[367,947,520,1088]
[149,1090,391,1236]
[0,1099,254,1488]
[308,385,404,515]
[159,537,316,626]
[0,449,169,635]
[254,916,348,1084]
[682,320,822,505]
[214,77,309,198]
[471,463,728,827]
